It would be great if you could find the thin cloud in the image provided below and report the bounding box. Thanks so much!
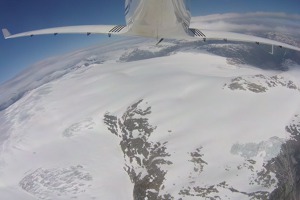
[191,12,300,35]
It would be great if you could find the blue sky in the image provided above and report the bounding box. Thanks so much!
[0,0,299,84]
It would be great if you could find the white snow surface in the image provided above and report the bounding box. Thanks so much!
[0,37,300,200]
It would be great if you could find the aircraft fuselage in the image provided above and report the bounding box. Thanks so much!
[125,0,191,39]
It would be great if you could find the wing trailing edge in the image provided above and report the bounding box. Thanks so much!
[189,28,300,52]
[2,25,128,39]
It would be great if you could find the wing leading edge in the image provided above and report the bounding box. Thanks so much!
[2,25,128,39]
[189,29,300,52]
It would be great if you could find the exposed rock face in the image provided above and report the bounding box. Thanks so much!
[269,115,300,200]
[179,181,271,200]
[224,74,299,93]
[189,147,207,175]
[104,99,172,200]
[104,99,300,200]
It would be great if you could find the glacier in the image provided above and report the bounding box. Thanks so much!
[0,14,300,200]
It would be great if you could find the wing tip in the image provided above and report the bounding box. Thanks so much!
[2,28,11,39]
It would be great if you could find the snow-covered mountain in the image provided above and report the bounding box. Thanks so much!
[1,14,300,200]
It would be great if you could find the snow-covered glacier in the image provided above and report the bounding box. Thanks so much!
[1,15,300,200]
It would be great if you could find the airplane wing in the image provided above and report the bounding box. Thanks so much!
[2,25,128,39]
[189,28,300,52]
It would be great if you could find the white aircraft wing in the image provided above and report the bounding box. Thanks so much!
[189,28,300,52]
[2,25,128,39]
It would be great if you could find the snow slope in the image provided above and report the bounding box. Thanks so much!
[1,12,300,200]
[1,41,300,199]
